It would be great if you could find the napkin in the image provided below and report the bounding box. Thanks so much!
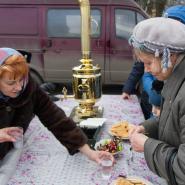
[79,118,107,129]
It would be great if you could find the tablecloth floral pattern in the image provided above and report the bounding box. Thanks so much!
[6,95,167,185]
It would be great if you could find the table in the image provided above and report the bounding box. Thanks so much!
[5,95,167,185]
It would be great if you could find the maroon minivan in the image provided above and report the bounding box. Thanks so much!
[0,0,148,85]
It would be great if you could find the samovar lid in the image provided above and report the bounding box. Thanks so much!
[73,59,101,75]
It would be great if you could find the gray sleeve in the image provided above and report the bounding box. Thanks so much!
[172,113,185,185]
[141,117,159,139]
[144,112,185,184]
[144,138,171,181]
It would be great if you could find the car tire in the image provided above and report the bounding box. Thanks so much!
[30,70,43,85]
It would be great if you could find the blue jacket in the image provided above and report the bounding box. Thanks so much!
[142,73,161,107]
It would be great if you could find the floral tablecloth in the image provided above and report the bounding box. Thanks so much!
[5,95,167,185]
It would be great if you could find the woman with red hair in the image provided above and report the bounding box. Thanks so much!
[0,48,113,164]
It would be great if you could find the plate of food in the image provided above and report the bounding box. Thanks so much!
[109,121,134,140]
[111,176,153,185]
[94,138,123,155]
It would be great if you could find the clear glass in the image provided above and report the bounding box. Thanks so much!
[123,144,134,176]
[10,127,24,149]
[100,156,113,180]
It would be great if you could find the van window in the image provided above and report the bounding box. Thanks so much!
[0,7,38,35]
[137,13,145,23]
[115,9,136,39]
[115,9,146,40]
[47,9,101,38]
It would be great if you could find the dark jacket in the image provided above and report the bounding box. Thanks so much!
[122,61,144,94]
[142,55,185,185]
[0,76,87,159]
[122,61,152,119]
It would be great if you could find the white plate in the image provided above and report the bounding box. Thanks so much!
[94,138,123,155]
[79,118,107,129]
[111,176,153,185]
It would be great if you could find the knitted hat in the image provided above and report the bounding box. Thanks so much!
[129,17,185,72]
[164,5,185,24]
[0,48,22,65]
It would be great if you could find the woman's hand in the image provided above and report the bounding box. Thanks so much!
[0,127,23,143]
[79,144,114,164]
[87,150,114,164]
[122,92,131,100]
[129,125,148,152]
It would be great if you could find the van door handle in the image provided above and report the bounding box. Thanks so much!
[96,40,103,48]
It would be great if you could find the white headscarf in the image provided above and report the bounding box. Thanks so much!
[129,17,185,72]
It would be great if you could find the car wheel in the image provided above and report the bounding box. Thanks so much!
[30,71,43,85]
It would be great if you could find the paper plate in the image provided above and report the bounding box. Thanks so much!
[79,118,107,129]
[111,176,153,185]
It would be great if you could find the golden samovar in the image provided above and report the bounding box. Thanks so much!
[71,0,102,120]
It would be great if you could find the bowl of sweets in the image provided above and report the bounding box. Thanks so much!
[94,138,123,155]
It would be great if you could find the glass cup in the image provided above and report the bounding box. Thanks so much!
[10,127,24,149]
[100,156,113,180]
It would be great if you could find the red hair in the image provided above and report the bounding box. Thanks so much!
[0,55,29,79]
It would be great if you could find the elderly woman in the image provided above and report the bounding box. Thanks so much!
[129,17,185,185]
[0,47,113,164]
